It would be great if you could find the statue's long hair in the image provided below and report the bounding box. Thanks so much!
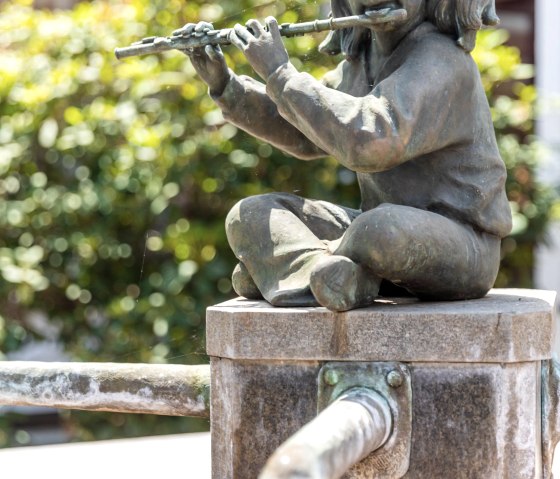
[319,0,499,58]
[328,0,369,59]
[426,0,499,51]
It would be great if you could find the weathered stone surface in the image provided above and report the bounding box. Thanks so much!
[542,358,560,479]
[209,358,543,478]
[206,289,557,363]
[405,362,541,479]
[210,358,321,479]
[0,362,210,417]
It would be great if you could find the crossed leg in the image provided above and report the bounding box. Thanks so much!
[226,194,501,310]
[330,203,501,302]
[226,193,359,306]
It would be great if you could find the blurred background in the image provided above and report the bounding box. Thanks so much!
[0,0,559,448]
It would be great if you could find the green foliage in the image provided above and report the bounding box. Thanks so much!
[0,0,346,445]
[0,0,556,444]
[472,30,557,287]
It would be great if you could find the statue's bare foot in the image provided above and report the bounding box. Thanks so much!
[232,262,263,300]
[266,288,319,307]
[309,255,380,312]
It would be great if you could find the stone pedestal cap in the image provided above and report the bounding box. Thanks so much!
[206,289,557,362]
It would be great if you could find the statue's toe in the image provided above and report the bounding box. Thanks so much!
[232,262,263,300]
[310,255,380,312]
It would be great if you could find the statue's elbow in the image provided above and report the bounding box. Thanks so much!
[298,151,327,161]
[342,137,406,173]
[288,143,327,161]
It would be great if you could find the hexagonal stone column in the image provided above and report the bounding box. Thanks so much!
[206,289,557,478]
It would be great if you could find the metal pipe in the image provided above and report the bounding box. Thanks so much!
[0,361,210,417]
[259,388,392,479]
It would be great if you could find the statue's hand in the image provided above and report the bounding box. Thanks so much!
[229,17,289,80]
[177,22,231,97]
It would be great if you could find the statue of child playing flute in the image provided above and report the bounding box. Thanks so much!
[180,0,512,311]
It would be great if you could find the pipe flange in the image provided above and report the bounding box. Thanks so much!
[318,362,412,479]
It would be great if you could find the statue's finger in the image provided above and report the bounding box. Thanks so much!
[245,18,265,37]
[228,29,246,50]
[232,23,253,44]
[265,16,281,41]
[205,44,223,62]
[195,21,214,32]
[173,23,196,37]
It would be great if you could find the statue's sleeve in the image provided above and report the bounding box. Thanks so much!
[265,45,474,173]
[211,71,326,160]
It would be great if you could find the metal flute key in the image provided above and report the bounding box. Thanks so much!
[114,7,407,59]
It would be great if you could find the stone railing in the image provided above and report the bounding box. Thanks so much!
[0,362,210,417]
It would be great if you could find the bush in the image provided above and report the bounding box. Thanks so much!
[472,29,558,287]
[0,0,556,444]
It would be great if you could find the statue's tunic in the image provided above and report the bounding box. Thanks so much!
[212,22,512,303]
[214,22,512,239]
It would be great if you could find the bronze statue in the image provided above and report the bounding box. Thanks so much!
[182,0,512,311]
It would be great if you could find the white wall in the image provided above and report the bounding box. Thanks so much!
[534,0,560,297]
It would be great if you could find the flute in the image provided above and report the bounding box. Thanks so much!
[114,7,407,59]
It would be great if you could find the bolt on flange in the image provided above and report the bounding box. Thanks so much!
[386,369,404,388]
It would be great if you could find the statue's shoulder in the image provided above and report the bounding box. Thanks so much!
[407,22,465,57]
[398,22,476,75]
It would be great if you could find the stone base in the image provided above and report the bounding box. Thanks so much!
[211,359,321,479]
[206,290,557,478]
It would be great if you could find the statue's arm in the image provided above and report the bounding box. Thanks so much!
[178,21,325,160]
[265,48,473,173]
[211,71,327,160]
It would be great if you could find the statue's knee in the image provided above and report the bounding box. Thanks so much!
[227,193,299,226]
[226,193,289,248]
[226,199,242,226]
[342,205,412,265]
[225,199,243,245]
[225,197,256,250]
[357,204,406,238]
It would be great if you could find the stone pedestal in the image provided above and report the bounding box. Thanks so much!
[206,289,557,478]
